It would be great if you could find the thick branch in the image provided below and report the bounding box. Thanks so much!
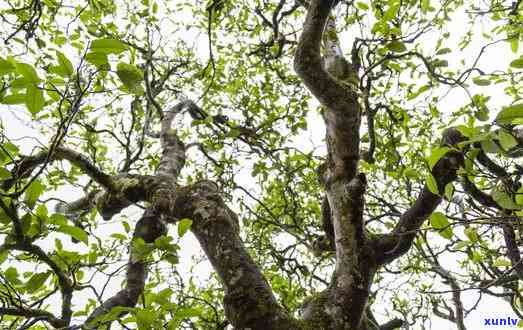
[85,179,295,329]
[461,176,500,209]
[2,147,113,191]
[3,242,73,324]
[47,98,189,228]
[375,128,465,265]
[476,147,508,178]
[432,266,466,330]
[85,209,166,328]
[502,223,523,280]
[85,97,189,325]
[380,318,404,330]
[294,0,360,181]
[175,181,296,329]
[156,99,189,179]
[0,307,66,328]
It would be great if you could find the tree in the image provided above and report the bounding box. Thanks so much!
[0,0,522,328]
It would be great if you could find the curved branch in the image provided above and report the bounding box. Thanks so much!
[175,181,296,329]
[56,97,191,222]
[84,179,295,329]
[375,128,465,265]
[293,0,352,109]
[85,93,188,324]
[0,307,66,328]
[432,266,466,330]
[2,241,74,324]
[156,99,190,179]
[294,0,361,181]
[84,209,166,328]
[502,223,523,280]
[55,190,101,216]
[380,318,404,330]
[461,176,500,209]
[2,147,113,192]
[475,146,509,178]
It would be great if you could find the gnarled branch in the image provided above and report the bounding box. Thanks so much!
[375,128,465,265]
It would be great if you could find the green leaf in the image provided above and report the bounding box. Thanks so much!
[471,250,482,263]
[57,225,88,244]
[0,250,8,265]
[24,180,45,209]
[0,142,18,164]
[404,168,418,178]
[474,108,489,121]
[420,0,430,12]
[111,233,127,241]
[429,212,453,239]
[444,182,454,200]
[123,221,131,233]
[153,288,173,305]
[491,187,520,210]
[510,37,519,53]
[154,235,177,252]
[89,306,135,326]
[227,128,241,138]
[164,253,179,265]
[25,271,50,293]
[15,63,41,83]
[45,81,62,101]
[0,167,11,179]
[493,257,511,267]
[1,94,26,105]
[455,241,469,250]
[35,204,48,219]
[5,267,20,284]
[510,57,523,69]
[174,307,201,318]
[131,238,154,262]
[427,147,449,169]
[464,227,478,243]
[116,62,143,91]
[407,85,430,100]
[472,77,491,86]
[136,309,157,329]
[54,51,74,77]
[386,41,407,53]
[55,238,63,251]
[432,59,448,67]
[426,174,439,195]
[0,58,15,75]
[90,38,128,54]
[435,48,451,55]
[480,139,501,154]
[497,130,518,151]
[177,218,193,237]
[516,186,523,205]
[496,103,523,124]
[25,86,45,114]
[88,250,97,264]
[50,213,68,225]
[11,77,30,88]
[356,2,369,10]
[85,52,110,70]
